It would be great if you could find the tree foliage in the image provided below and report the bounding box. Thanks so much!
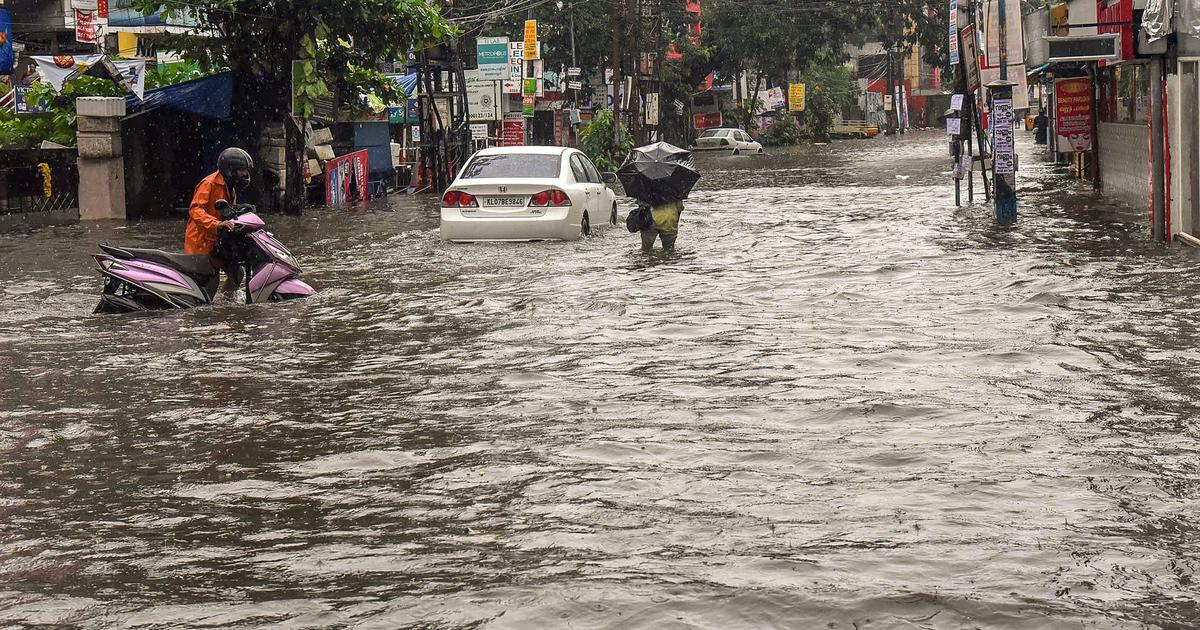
[135,0,454,117]
[578,108,632,172]
[799,64,859,142]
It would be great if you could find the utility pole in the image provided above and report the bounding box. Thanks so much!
[1150,56,1166,241]
[611,0,623,147]
[885,48,896,135]
[990,0,1017,224]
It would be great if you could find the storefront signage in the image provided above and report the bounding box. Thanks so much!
[470,123,488,141]
[1054,77,1093,153]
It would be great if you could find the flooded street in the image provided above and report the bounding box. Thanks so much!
[2,132,1198,628]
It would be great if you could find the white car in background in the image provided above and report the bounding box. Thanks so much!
[440,147,620,242]
[691,128,764,155]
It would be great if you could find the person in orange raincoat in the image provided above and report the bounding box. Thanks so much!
[184,147,253,294]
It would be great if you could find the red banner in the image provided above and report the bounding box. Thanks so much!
[325,150,369,206]
[1054,77,1093,153]
[502,114,524,147]
[75,10,97,44]
[692,111,722,130]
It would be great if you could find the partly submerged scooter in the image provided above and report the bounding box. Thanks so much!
[92,200,314,314]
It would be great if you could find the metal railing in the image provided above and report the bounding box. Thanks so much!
[0,150,79,215]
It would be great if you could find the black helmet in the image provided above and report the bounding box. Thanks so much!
[217,147,254,183]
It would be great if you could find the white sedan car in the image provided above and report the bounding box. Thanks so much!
[440,147,619,242]
[691,128,764,155]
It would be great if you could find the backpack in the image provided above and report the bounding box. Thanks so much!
[626,205,654,233]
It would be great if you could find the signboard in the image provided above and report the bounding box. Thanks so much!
[992,98,1014,174]
[470,123,489,141]
[645,92,660,126]
[476,36,509,80]
[523,20,538,60]
[961,23,981,93]
[567,67,581,77]
[75,9,98,43]
[883,94,893,111]
[946,117,961,136]
[950,94,964,110]
[522,78,537,96]
[464,69,501,121]
[502,79,520,94]
[502,112,524,146]
[568,80,582,90]
[522,94,535,117]
[14,87,49,113]
[508,42,524,82]
[693,111,722,130]
[766,86,785,110]
[948,0,959,65]
[325,150,369,206]
[1045,35,1121,62]
[788,83,806,112]
[1054,77,1093,153]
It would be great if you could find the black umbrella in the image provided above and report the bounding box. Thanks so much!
[616,142,701,206]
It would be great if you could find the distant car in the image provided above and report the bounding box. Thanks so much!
[691,128,764,155]
[440,147,620,242]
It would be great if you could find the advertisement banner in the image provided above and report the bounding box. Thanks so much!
[522,94,535,117]
[960,23,981,93]
[32,54,103,91]
[948,0,960,65]
[1054,77,1093,153]
[0,9,12,75]
[75,9,98,43]
[788,83,806,112]
[325,150,369,206]
[693,111,722,130]
[502,112,524,146]
[470,123,489,141]
[523,20,538,60]
[992,97,1015,174]
[464,69,500,121]
[508,42,524,83]
[477,36,509,80]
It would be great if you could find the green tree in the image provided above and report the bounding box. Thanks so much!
[578,108,632,171]
[799,64,860,142]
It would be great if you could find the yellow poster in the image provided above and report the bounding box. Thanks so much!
[523,20,538,60]
[788,83,806,112]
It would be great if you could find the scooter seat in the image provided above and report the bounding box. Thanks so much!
[100,244,216,279]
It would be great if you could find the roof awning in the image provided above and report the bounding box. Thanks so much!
[1027,63,1051,76]
[125,72,233,119]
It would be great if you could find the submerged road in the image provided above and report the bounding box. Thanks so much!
[1,131,1197,628]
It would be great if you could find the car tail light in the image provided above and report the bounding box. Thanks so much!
[529,189,571,207]
[442,190,478,208]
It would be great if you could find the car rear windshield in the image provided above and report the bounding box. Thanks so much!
[460,154,561,179]
[699,129,728,138]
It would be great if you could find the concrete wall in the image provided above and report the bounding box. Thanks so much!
[1098,121,1148,209]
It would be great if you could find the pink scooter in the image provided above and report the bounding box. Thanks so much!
[92,201,314,314]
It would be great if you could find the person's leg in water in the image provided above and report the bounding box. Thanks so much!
[660,231,678,251]
[640,227,659,252]
[221,262,244,297]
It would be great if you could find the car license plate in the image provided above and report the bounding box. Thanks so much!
[483,196,526,207]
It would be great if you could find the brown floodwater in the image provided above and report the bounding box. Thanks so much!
[1,131,1197,628]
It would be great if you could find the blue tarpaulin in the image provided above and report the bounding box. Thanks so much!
[125,72,233,119]
[386,73,419,97]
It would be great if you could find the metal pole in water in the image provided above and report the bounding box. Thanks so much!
[991,0,1017,224]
